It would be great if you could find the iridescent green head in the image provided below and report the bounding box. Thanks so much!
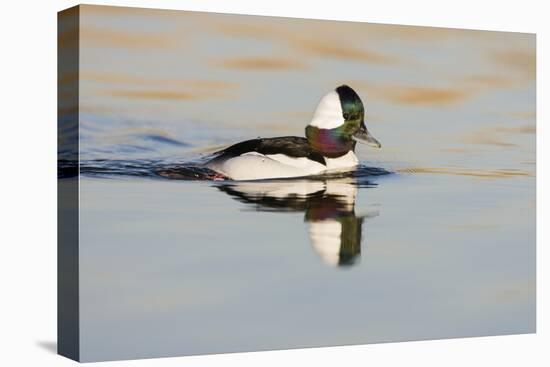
[306,85,381,157]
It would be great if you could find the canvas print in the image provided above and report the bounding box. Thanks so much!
[58,5,536,362]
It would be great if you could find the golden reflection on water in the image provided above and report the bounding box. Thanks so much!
[495,125,536,134]
[350,80,474,106]
[291,37,394,63]
[104,89,228,100]
[381,86,471,105]
[401,167,533,179]
[81,71,238,89]
[213,17,398,64]
[490,50,536,78]
[510,111,536,121]
[462,134,518,148]
[215,16,473,44]
[457,74,516,88]
[460,124,535,148]
[81,25,178,48]
[84,71,237,100]
[216,57,308,70]
[353,71,530,106]
[215,22,284,40]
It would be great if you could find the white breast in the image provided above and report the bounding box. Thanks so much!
[324,151,359,171]
[206,152,326,180]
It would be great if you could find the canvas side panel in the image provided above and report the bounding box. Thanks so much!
[57,5,80,362]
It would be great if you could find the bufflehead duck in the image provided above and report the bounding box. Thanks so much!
[205,85,381,180]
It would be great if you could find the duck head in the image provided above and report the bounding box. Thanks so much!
[306,85,381,158]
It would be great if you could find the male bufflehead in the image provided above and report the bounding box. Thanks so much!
[205,85,381,180]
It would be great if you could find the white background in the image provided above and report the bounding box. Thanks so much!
[0,0,547,365]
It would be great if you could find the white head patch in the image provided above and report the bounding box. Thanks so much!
[308,90,345,130]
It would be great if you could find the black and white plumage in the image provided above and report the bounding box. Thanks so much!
[205,85,381,180]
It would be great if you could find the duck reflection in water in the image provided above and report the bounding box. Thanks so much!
[215,178,379,267]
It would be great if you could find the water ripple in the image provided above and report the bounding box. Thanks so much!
[63,158,391,184]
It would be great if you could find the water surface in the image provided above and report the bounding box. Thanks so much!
[62,5,535,362]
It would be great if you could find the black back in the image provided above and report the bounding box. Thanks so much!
[209,137,327,166]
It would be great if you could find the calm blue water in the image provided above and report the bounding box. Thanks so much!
[60,5,536,362]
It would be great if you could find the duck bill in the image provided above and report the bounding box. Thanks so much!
[353,128,381,148]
